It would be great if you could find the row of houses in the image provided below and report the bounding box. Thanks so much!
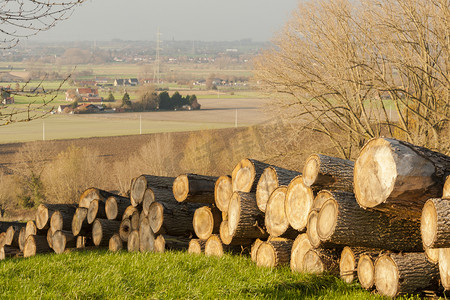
[65,88,103,102]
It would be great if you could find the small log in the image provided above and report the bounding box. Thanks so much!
[0,245,21,260]
[188,239,206,254]
[251,239,264,262]
[214,175,232,212]
[193,206,222,240]
[303,248,340,275]
[306,210,339,249]
[302,154,354,192]
[92,219,121,247]
[142,188,156,216]
[79,187,116,209]
[105,195,131,220]
[227,192,268,240]
[205,234,242,257]
[139,215,155,252]
[4,225,24,248]
[122,205,139,220]
[340,247,378,284]
[358,253,378,290]
[317,190,423,251]
[127,230,140,252]
[285,175,314,233]
[119,218,131,242]
[154,235,190,253]
[354,138,450,218]
[36,203,76,230]
[290,234,312,273]
[47,228,54,249]
[23,235,53,257]
[424,246,439,264]
[130,210,140,231]
[265,186,298,239]
[421,198,450,248]
[87,199,107,224]
[173,174,218,204]
[256,166,301,212]
[375,252,439,297]
[109,233,123,252]
[72,207,90,236]
[256,239,293,268]
[52,230,76,254]
[18,227,26,251]
[219,220,253,246]
[232,158,271,193]
[130,174,175,207]
[50,209,75,232]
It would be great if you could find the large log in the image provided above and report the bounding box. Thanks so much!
[188,239,205,254]
[227,192,268,240]
[256,239,293,268]
[214,175,232,212]
[23,235,53,257]
[154,235,190,253]
[72,207,90,236]
[50,209,76,232]
[265,186,298,239]
[173,174,218,204]
[232,158,271,193]
[105,195,131,220]
[109,233,123,252]
[130,174,175,207]
[87,199,107,224]
[316,190,423,251]
[219,220,253,246]
[36,204,76,230]
[354,138,450,218]
[357,253,378,290]
[79,187,116,209]
[303,248,340,275]
[139,215,155,252]
[290,234,312,273]
[92,219,121,247]
[127,230,140,252]
[193,206,222,240]
[256,166,301,212]
[52,230,76,254]
[374,252,439,297]
[285,175,313,233]
[421,198,450,248]
[339,247,378,284]
[302,154,354,192]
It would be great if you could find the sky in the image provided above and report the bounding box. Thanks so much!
[32,0,300,42]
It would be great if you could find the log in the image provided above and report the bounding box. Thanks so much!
[36,203,76,230]
[105,195,131,220]
[142,188,156,216]
[214,175,232,212]
[122,205,139,220]
[76,236,94,249]
[354,138,450,218]
[72,207,90,236]
[375,252,439,297]
[130,174,175,207]
[256,240,293,268]
[0,232,5,247]
[219,220,253,246]
[0,221,25,233]
[52,230,76,254]
[127,230,140,252]
[109,233,123,252]
[285,175,314,233]
[339,247,378,284]
[188,239,205,254]
[119,218,131,242]
[256,166,301,212]
[47,228,54,249]
[204,234,243,257]
[444,175,450,198]
[303,249,340,275]
[154,235,190,253]
[439,248,450,290]
[79,187,116,209]
[265,186,298,239]
[306,210,339,249]
[23,235,53,257]
[232,158,271,193]
[4,224,24,247]
[18,227,26,251]
[424,246,439,264]
[173,174,218,204]
[227,192,268,240]
[357,253,378,290]
[130,210,140,232]
[193,206,222,240]
[92,219,121,247]
[302,154,354,192]
[290,234,312,273]
[139,215,155,252]
[421,198,450,248]
[87,199,107,224]
[50,209,76,232]
[317,190,423,251]
[0,245,20,260]
[251,239,264,262]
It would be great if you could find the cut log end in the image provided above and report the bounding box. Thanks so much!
[205,235,224,257]
[306,210,320,248]
[154,235,165,253]
[358,254,375,290]
[251,239,264,262]
[316,198,338,241]
[109,234,123,252]
[215,175,232,212]
[36,204,49,230]
[439,248,450,290]
[148,202,164,235]
[193,206,217,240]
[232,159,256,193]
[256,242,277,268]
[227,192,241,237]
[339,247,357,283]
[130,175,147,207]
[265,186,290,237]
[374,255,399,297]
[256,167,279,212]
[87,199,100,224]
[142,189,156,215]
[303,154,320,187]
[127,230,140,252]
[285,175,313,232]
[303,250,325,274]
[188,239,205,254]
[290,234,312,273]
[421,199,438,248]
[92,219,103,246]
[119,218,131,242]
[173,175,189,202]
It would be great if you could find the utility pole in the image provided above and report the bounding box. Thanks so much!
[153,28,162,85]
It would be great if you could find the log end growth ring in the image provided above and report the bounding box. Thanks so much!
[205,235,223,257]
[357,254,375,289]
[421,199,438,248]
[173,175,189,202]
[36,204,48,230]
[232,159,255,192]
[131,175,147,206]
[148,202,164,235]
[256,167,279,212]
[374,255,399,298]
[256,242,276,268]
[214,176,232,212]
[193,206,214,240]
[339,247,356,283]
[317,198,338,241]
[303,154,320,187]
[265,186,289,237]
[286,176,313,231]
[227,192,241,237]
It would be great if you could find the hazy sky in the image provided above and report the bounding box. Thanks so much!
[33,0,300,42]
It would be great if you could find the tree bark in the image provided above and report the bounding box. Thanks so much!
[87,199,107,224]
[50,209,76,232]
[354,138,450,219]
[193,206,222,240]
[72,207,90,237]
[339,247,379,284]
[285,175,314,232]
[302,154,354,192]
[219,220,253,246]
[173,174,218,204]
[109,233,123,252]
[23,235,53,257]
[79,187,116,209]
[256,166,301,212]
[154,235,190,253]
[303,248,340,275]
[139,215,154,252]
[188,239,205,254]
[92,219,121,247]
[375,252,439,297]
[36,204,76,230]
[232,158,271,193]
[317,190,423,251]
[421,198,450,248]
[357,253,379,290]
[130,174,175,207]
[127,230,140,252]
[52,230,76,254]
[290,234,312,273]
[105,195,131,220]
[119,218,131,242]
[265,186,299,239]
[227,192,268,240]
[256,240,293,268]
[214,175,232,212]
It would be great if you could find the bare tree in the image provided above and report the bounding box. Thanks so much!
[254,0,449,158]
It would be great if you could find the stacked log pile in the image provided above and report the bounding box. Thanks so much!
[0,137,449,298]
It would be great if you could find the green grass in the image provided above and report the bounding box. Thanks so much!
[0,250,396,299]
